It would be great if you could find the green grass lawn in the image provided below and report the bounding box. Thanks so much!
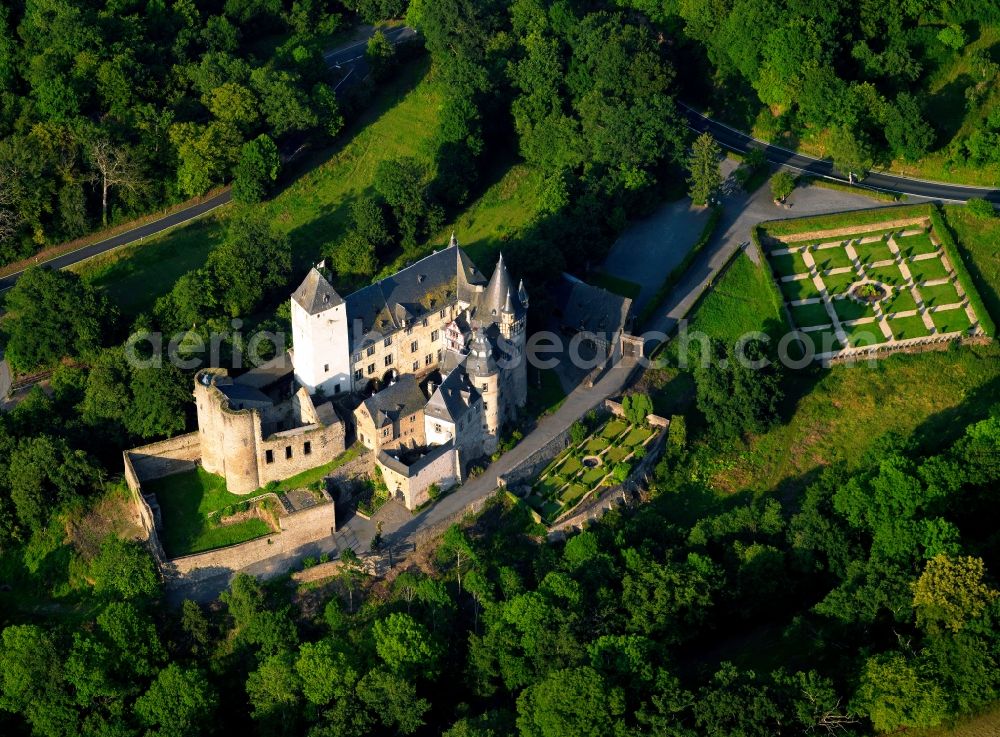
[797,328,843,356]
[895,232,938,257]
[624,427,653,447]
[74,215,227,318]
[707,342,1000,495]
[910,255,952,283]
[560,456,582,476]
[587,271,643,300]
[887,314,932,340]
[812,247,854,271]
[854,239,894,263]
[525,367,567,418]
[789,301,831,328]
[821,271,858,296]
[560,484,590,506]
[148,467,274,557]
[780,277,822,302]
[919,281,963,308]
[931,307,974,334]
[769,251,809,277]
[832,298,876,323]
[586,437,610,454]
[76,60,443,318]
[943,206,1000,328]
[580,468,607,486]
[843,321,887,347]
[884,287,918,315]
[602,419,628,439]
[414,162,545,268]
[605,446,631,463]
[540,501,563,522]
[866,263,906,286]
[691,251,787,341]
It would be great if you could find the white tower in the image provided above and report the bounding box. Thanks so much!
[290,267,351,397]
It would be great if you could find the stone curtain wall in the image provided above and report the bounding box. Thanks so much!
[496,424,575,491]
[603,398,669,427]
[122,450,168,564]
[165,493,336,580]
[127,432,201,481]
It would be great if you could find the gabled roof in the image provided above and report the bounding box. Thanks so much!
[360,374,426,427]
[553,274,632,337]
[345,245,487,345]
[292,268,344,315]
[378,440,455,477]
[425,357,480,424]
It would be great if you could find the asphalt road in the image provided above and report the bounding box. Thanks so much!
[0,25,418,296]
[680,103,1000,203]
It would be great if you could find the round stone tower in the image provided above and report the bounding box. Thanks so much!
[466,327,500,454]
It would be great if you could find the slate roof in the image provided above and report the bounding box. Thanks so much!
[553,275,632,336]
[477,252,514,319]
[345,246,487,345]
[233,353,295,390]
[424,357,480,424]
[378,440,455,478]
[217,382,272,407]
[292,269,344,315]
[360,375,427,427]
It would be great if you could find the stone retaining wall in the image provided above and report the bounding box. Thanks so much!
[126,433,201,481]
[496,424,576,491]
[778,216,929,244]
[603,398,669,427]
[164,490,336,581]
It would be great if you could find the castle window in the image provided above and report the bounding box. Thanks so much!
[405,326,413,335]
[323,364,329,373]
[353,352,361,363]
[367,363,375,375]
[285,446,293,459]
[431,330,439,341]
[439,309,446,318]
[354,369,363,381]
[334,384,341,394]
[437,349,443,361]
[422,318,429,327]
[434,423,442,433]
[304,441,312,455]
[410,340,418,352]
[383,428,389,437]
[425,354,432,366]
[481,383,488,391]
[412,361,418,372]
[265,450,274,464]
[384,336,392,347]
[483,402,488,410]
[384,355,393,366]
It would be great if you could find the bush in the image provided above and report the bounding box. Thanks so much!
[302,556,318,569]
[770,171,795,202]
[427,484,441,502]
[570,421,588,445]
[966,198,995,219]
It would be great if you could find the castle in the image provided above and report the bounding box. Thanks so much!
[194,237,529,510]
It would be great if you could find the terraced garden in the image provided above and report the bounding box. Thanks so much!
[760,205,991,360]
[523,416,661,525]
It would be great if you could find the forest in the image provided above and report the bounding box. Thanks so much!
[1,1,999,736]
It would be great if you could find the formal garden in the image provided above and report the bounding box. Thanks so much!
[522,397,663,526]
[759,205,993,359]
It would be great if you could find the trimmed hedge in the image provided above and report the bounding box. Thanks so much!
[798,176,905,202]
[930,204,997,337]
[761,203,932,237]
[638,205,723,327]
